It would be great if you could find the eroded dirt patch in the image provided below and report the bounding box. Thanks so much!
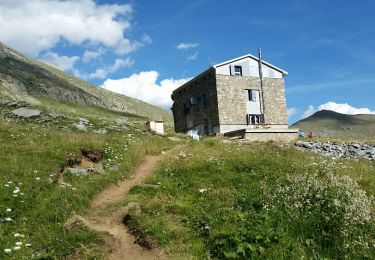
[123,213,156,250]
[65,154,167,260]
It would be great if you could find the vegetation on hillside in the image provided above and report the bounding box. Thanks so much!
[0,103,174,259]
[1,99,374,259]
[0,42,171,120]
[126,140,375,259]
[291,110,375,140]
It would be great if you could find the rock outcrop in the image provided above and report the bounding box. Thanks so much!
[10,107,42,118]
[295,141,375,161]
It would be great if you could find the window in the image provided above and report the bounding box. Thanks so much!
[184,101,191,115]
[247,89,256,102]
[246,114,265,125]
[234,65,242,76]
[198,94,207,110]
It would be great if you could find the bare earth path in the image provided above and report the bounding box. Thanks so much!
[70,154,168,260]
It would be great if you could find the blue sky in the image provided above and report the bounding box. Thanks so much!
[1,0,374,124]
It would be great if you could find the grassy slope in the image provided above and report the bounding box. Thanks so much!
[0,42,172,121]
[0,104,175,259]
[126,140,375,259]
[1,100,374,258]
[291,110,375,140]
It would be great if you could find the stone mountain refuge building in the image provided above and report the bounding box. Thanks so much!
[171,51,298,142]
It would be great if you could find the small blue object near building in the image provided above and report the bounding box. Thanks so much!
[186,129,200,141]
[299,130,305,137]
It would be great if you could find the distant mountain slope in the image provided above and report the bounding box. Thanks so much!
[291,110,375,138]
[0,42,170,120]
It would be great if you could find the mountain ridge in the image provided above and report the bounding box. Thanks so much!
[0,42,170,120]
[291,109,375,138]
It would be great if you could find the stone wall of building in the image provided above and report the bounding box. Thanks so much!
[215,75,288,127]
[171,68,219,133]
[262,78,289,126]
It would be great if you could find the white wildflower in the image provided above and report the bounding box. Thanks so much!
[35,177,40,180]
[4,248,11,253]
[6,208,12,212]
[199,188,208,193]
[25,244,31,247]
[13,246,21,250]
[5,217,12,221]
[15,242,22,246]
[14,233,20,237]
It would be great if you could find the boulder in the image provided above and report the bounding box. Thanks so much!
[10,107,41,118]
[48,111,61,118]
[115,117,128,126]
[93,129,107,135]
[0,99,12,105]
[7,101,19,107]
[79,117,90,124]
[64,167,88,176]
[351,143,361,149]
[295,141,313,149]
[74,123,87,132]
[80,148,104,163]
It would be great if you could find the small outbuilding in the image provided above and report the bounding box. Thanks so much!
[146,120,165,135]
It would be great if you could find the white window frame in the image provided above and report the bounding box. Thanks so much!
[234,65,242,76]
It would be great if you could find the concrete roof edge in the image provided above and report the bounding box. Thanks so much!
[213,54,288,75]
[171,67,215,97]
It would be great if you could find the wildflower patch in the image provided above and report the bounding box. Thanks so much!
[266,171,375,255]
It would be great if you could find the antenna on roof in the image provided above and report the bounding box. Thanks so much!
[208,55,212,68]
[258,48,266,118]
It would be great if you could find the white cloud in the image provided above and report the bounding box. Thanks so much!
[318,102,375,115]
[176,42,199,50]
[287,107,300,118]
[89,58,134,79]
[0,0,144,56]
[101,71,190,108]
[187,51,198,60]
[82,48,105,63]
[141,34,152,44]
[41,51,79,71]
[72,69,89,80]
[302,105,317,119]
[301,102,375,119]
[114,34,152,55]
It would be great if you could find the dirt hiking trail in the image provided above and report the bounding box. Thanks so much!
[67,154,168,260]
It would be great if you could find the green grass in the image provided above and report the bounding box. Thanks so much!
[1,98,374,259]
[0,105,174,259]
[126,139,375,259]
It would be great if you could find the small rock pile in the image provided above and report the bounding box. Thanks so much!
[295,141,375,161]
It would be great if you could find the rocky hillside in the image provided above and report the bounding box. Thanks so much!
[0,42,170,120]
[291,110,375,139]
[295,141,375,160]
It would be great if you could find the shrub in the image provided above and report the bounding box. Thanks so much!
[266,171,375,256]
